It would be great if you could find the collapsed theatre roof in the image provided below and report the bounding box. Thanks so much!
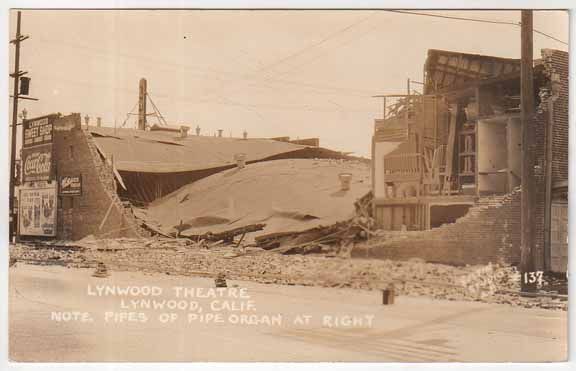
[145,158,371,239]
[89,126,309,173]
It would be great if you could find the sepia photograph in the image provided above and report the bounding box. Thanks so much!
[4,6,570,364]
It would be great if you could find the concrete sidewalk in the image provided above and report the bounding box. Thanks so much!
[9,264,567,362]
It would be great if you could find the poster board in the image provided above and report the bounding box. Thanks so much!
[18,183,58,237]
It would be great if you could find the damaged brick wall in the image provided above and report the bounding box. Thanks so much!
[53,113,146,240]
[357,189,522,266]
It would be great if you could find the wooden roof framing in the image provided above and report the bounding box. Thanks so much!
[424,49,521,94]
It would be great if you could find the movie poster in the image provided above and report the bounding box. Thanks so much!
[18,184,57,236]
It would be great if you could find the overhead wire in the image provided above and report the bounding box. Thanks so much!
[260,17,387,79]
[32,36,375,98]
[386,10,520,26]
[258,9,568,81]
[29,40,375,123]
[385,10,568,45]
[32,71,372,115]
[252,11,378,75]
[26,10,567,123]
[532,29,568,45]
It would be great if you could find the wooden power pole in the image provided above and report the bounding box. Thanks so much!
[9,11,28,241]
[138,78,147,130]
[520,10,536,290]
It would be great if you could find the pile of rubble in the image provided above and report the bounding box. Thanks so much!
[253,190,375,255]
[9,242,90,268]
[9,237,566,311]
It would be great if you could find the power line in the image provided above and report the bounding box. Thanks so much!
[27,11,567,120]
[532,29,568,45]
[261,18,385,79]
[253,11,378,76]
[260,10,567,81]
[33,36,375,98]
[196,94,374,113]
[385,10,568,46]
[386,10,519,26]
[34,70,373,116]
[33,70,375,116]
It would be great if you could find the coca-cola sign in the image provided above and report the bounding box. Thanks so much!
[22,145,53,182]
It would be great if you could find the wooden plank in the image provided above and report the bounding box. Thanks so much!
[443,103,458,194]
[475,87,480,197]
[113,166,127,191]
[185,223,266,242]
[98,201,115,231]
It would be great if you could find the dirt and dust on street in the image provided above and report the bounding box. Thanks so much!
[9,263,567,362]
[9,235,567,311]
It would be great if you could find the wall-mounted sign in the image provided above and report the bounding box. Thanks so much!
[22,145,53,183]
[59,175,82,196]
[19,184,58,237]
[23,115,54,148]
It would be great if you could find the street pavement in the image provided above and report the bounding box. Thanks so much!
[8,263,567,362]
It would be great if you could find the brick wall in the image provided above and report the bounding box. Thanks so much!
[530,84,548,270]
[53,114,145,240]
[541,49,569,185]
[527,49,569,269]
[354,189,522,266]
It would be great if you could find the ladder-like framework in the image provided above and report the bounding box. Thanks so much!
[374,94,455,197]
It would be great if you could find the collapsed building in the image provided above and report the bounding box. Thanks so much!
[16,111,357,241]
[145,158,371,239]
[370,49,568,273]
[88,125,341,205]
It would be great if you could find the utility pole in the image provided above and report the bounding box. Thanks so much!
[407,78,411,96]
[520,10,536,291]
[9,11,28,241]
[138,78,147,130]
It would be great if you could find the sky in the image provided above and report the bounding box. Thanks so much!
[8,9,569,157]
